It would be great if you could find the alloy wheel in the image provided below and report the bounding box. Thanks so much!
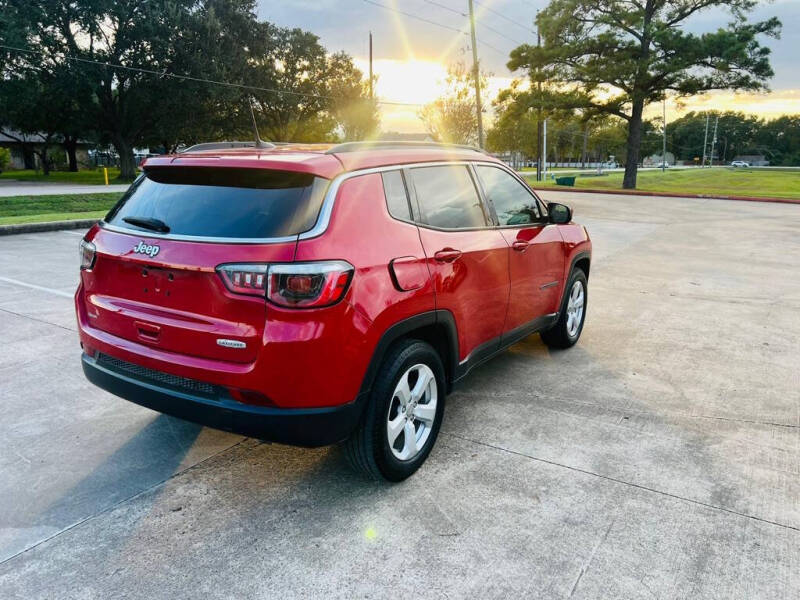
[386,363,438,461]
[566,280,585,337]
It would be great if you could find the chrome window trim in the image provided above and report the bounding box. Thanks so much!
[98,159,510,244]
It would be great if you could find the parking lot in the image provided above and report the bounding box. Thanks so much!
[1,191,798,599]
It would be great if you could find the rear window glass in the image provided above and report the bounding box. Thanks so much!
[105,168,329,239]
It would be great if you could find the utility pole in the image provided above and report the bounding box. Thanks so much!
[368,31,373,100]
[662,98,667,172]
[543,119,547,179]
[536,10,543,181]
[581,125,589,169]
[702,113,710,168]
[710,115,719,167]
[467,0,484,149]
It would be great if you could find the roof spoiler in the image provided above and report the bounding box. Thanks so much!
[324,141,487,154]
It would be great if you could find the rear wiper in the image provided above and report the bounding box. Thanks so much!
[122,216,170,233]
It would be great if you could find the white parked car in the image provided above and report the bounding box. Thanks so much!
[730,160,750,168]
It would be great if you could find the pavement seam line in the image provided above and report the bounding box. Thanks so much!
[0,437,251,567]
[443,432,800,533]
[456,389,800,436]
[568,515,617,598]
[0,306,76,332]
[0,275,74,298]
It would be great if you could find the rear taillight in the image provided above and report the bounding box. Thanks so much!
[216,261,354,308]
[79,239,96,270]
[267,261,354,308]
[216,264,268,297]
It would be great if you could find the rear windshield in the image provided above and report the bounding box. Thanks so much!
[105,167,329,239]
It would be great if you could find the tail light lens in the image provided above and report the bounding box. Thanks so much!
[267,261,354,308]
[216,264,269,297]
[79,239,96,270]
[216,261,354,308]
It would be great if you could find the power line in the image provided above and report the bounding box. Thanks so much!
[0,43,425,107]
[421,0,465,17]
[474,0,536,35]
[479,20,523,46]
[363,0,466,35]
[421,0,524,46]
[361,0,512,57]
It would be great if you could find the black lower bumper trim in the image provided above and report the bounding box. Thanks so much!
[82,353,366,447]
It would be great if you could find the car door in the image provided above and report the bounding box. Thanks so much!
[473,164,565,336]
[406,164,510,363]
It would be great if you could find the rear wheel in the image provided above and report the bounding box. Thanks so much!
[541,269,587,349]
[344,339,445,481]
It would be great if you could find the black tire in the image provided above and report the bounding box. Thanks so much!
[344,339,446,481]
[541,268,588,349]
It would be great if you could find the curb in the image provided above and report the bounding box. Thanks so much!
[0,218,99,237]
[530,186,800,205]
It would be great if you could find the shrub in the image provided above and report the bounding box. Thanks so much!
[0,147,10,172]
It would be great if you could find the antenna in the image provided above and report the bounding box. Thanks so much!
[248,98,273,149]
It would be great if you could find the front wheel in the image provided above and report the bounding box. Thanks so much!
[541,269,588,349]
[344,339,445,481]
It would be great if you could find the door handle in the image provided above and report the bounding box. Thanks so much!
[512,240,529,252]
[434,248,462,263]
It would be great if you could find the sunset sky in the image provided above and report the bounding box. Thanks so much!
[258,0,800,132]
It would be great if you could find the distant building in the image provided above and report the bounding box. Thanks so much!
[643,151,675,167]
[0,130,92,170]
[732,154,769,166]
[376,132,435,143]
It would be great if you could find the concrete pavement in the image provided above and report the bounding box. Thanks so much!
[0,179,129,197]
[0,192,798,598]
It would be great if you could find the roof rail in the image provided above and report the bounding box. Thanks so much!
[181,141,275,153]
[324,141,487,154]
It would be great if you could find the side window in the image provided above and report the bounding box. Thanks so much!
[409,165,487,229]
[382,170,412,221]
[475,165,542,226]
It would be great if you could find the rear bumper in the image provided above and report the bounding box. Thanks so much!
[81,353,365,447]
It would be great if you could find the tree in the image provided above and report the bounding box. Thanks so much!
[665,111,762,164]
[250,27,375,142]
[419,62,487,146]
[3,0,374,173]
[327,52,379,141]
[0,73,63,174]
[139,0,266,152]
[757,115,800,166]
[508,1,781,188]
[5,0,202,179]
[487,103,538,161]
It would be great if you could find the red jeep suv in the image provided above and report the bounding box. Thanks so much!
[76,142,591,481]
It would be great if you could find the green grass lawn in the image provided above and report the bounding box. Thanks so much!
[0,168,123,185]
[0,192,123,225]
[526,167,800,200]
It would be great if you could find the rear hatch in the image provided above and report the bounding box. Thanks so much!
[80,166,330,364]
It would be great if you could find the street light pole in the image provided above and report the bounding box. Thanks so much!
[662,98,667,172]
[467,0,484,149]
[710,115,719,167]
[536,10,543,181]
[369,31,373,100]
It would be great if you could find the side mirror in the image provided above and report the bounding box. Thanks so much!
[548,202,572,224]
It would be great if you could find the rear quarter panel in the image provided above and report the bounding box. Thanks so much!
[293,172,435,404]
